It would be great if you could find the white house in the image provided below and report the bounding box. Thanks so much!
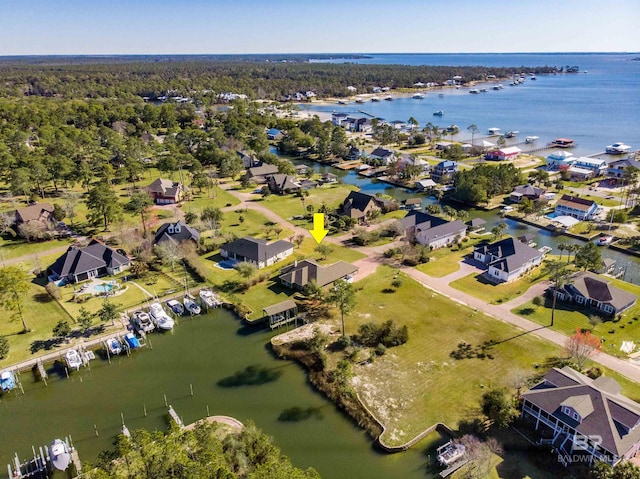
[554,195,598,221]
[398,211,466,249]
[545,151,575,169]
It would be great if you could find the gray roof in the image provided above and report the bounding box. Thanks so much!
[153,221,200,246]
[279,259,358,288]
[370,147,394,159]
[523,367,640,457]
[222,236,293,263]
[147,178,184,198]
[247,164,279,178]
[512,184,545,197]
[566,271,637,312]
[399,211,466,244]
[263,300,297,316]
[466,217,487,228]
[49,239,130,278]
[475,237,542,273]
[268,174,300,192]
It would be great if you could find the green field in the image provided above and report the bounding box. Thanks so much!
[450,267,548,305]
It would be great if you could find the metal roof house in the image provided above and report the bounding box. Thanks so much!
[522,366,640,466]
[220,236,294,269]
[48,239,131,284]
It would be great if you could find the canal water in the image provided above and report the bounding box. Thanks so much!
[292,155,640,284]
[0,311,434,479]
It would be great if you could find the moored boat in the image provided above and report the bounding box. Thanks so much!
[412,93,425,99]
[0,370,16,392]
[383,95,393,101]
[433,110,444,116]
[49,439,71,471]
[124,332,141,349]
[199,289,221,308]
[469,89,479,94]
[184,294,201,315]
[65,349,83,370]
[596,235,614,246]
[149,302,175,330]
[605,142,631,155]
[166,299,184,315]
[525,136,539,143]
[370,96,380,102]
[106,337,123,356]
[437,441,466,467]
[132,311,155,333]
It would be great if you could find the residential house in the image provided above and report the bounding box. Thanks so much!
[346,146,361,161]
[237,151,260,169]
[320,172,338,184]
[431,160,458,184]
[146,178,186,204]
[606,158,640,185]
[414,179,437,191]
[220,237,294,269]
[550,271,636,316]
[545,151,576,169]
[403,198,422,210]
[466,218,487,233]
[14,203,54,229]
[398,211,467,249]
[354,118,373,133]
[473,237,544,283]
[598,258,617,275]
[279,259,358,290]
[398,155,430,176]
[48,239,131,284]
[331,112,349,127]
[266,128,283,140]
[267,174,301,194]
[339,191,394,224]
[570,157,608,178]
[554,195,598,221]
[521,366,640,466]
[485,146,522,161]
[510,184,547,203]
[369,147,395,165]
[295,164,310,176]
[153,221,200,247]
[246,164,280,183]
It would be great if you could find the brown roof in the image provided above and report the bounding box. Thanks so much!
[146,178,184,197]
[15,203,54,223]
[557,194,597,211]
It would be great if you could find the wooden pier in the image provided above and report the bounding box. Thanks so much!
[167,405,184,428]
[8,437,81,479]
[439,458,469,478]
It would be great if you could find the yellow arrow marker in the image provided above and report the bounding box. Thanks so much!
[310,213,328,244]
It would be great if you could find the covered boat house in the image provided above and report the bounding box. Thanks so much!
[263,300,299,329]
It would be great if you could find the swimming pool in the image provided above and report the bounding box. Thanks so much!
[92,283,115,294]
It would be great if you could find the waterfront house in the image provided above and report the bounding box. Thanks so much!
[554,195,598,221]
[237,151,260,169]
[153,221,200,247]
[550,271,636,316]
[545,151,576,169]
[403,198,422,210]
[473,237,543,283]
[279,259,358,290]
[354,118,373,133]
[568,157,607,180]
[146,178,187,204]
[246,164,280,183]
[431,160,458,184]
[320,172,338,184]
[220,236,294,269]
[14,202,55,233]
[510,184,547,203]
[48,239,131,284]
[295,164,310,176]
[339,191,395,224]
[485,146,522,161]
[398,211,466,249]
[266,128,283,140]
[331,112,349,127]
[598,258,617,275]
[369,147,395,165]
[606,158,640,185]
[398,155,430,176]
[466,217,487,233]
[267,174,301,194]
[521,366,640,466]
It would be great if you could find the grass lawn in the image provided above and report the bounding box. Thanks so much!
[416,237,484,278]
[345,265,562,446]
[187,187,241,211]
[450,267,548,305]
[0,237,75,261]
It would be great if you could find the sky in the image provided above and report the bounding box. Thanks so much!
[0,0,638,55]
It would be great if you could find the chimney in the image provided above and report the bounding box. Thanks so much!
[294,260,297,268]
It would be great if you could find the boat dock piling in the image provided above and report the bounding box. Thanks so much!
[8,436,80,479]
[36,360,47,386]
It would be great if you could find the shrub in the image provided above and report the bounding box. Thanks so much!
[391,278,403,289]
[586,367,603,379]
[0,336,9,359]
[375,343,387,356]
[357,320,408,348]
[45,282,62,300]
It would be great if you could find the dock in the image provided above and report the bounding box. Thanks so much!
[439,458,469,477]
[9,437,81,479]
[167,405,184,428]
[332,160,363,170]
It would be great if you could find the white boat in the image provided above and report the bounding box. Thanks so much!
[412,93,425,99]
[166,299,184,315]
[106,337,123,356]
[337,99,349,105]
[383,95,393,101]
[437,441,466,466]
[469,89,480,94]
[501,205,515,212]
[525,136,539,143]
[149,302,175,330]
[354,97,366,104]
[596,235,614,246]
[488,127,501,135]
[504,130,519,138]
[184,294,201,315]
[370,96,380,102]
[65,349,83,370]
[0,370,16,392]
[132,311,155,333]
[49,439,71,471]
[199,289,221,308]
[606,142,631,155]
[433,110,444,116]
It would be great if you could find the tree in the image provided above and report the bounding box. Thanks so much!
[0,336,9,360]
[327,279,356,337]
[77,306,94,333]
[591,461,640,479]
[315,244,333,260]
[544,260,570,326]
[52,320,71,339]
[467,123,479,146]
[293,234,305,249]
[491,226,504,241]
[557,242,568,261]
[126,192,154,236]
[155,241,184,272]
[0,266,31,332]
[235,261,257,279]
[86,181,122,230]
[481,388,518,428]
[574,241,602,271]
[97,298,119,326]
[566,329,602,370]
